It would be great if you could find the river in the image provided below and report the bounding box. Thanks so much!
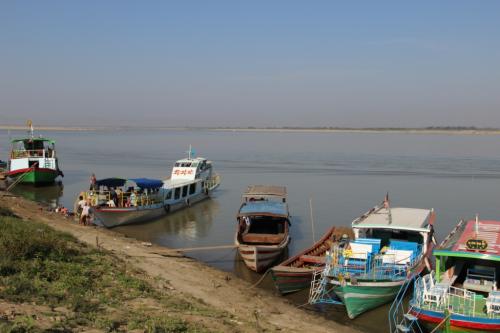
[2,128,500,332]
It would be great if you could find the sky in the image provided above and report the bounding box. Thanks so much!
[1,1,500,128]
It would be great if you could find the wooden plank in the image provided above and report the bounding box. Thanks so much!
[299,255,326,264]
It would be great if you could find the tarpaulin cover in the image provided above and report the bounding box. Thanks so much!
[238,201,288,217]
[129,178,164,189]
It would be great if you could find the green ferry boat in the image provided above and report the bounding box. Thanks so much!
[404,217,500,332]
[7,125,63,185]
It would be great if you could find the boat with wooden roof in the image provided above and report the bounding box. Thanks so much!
[235,185,291,272]
[82,147,221,228]
[309,195,435,319]
[404,216,500,332]
[6,121,63,185]
[271,226,353,294]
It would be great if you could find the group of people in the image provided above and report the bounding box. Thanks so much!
[76,195,92,225]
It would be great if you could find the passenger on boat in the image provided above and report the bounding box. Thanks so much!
[110,187,118,206]
[107,199,116,207]
[90,173,97,190]
[130,191,138,207]
[115,188,122,206]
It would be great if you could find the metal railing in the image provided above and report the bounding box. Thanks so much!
[83,190,163,208]
[11,149,56,159]
[327,244,422,281]
[411,274,499,319]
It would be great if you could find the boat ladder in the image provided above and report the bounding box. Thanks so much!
[388,275,424,333]
[308,252,343,305]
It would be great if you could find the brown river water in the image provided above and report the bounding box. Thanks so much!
[2,129,500,332]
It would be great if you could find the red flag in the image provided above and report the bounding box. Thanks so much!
[383,192,390,209]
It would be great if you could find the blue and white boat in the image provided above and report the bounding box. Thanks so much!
[82,148,221,227]
[309,196,435,319]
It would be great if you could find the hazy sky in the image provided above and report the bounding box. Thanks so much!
[1,1,500,127]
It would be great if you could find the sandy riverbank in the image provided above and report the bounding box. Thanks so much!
[0,192,359,333]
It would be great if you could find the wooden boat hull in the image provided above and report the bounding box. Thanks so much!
[93,192,209,228]
[7,167,59,185]
[412,307,500,332]
[271,226,353,294]
[237,237,290,273]
[333,280,403,319]
[271,266,319,294]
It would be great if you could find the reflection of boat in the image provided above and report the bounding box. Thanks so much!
[235,185,291,272]
[310,195,435,319]
[7,121,63,185]
[10,183,63,209]
[114,198,220,242]
[84,148,221,228]
[404,217,500,332]
[271,226,353,294]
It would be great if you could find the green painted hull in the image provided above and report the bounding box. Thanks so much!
[11,170,58,185]
[334,282,402,319]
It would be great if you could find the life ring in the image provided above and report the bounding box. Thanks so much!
[164,204,170,213]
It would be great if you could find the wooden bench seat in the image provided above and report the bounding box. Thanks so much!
[242,233,285,244]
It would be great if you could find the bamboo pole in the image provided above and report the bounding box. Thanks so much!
[309,197,316,243]
[150,244,236,255]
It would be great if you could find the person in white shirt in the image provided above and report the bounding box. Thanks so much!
[80,202,91,225]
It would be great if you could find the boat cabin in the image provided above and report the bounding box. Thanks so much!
[237,186,289,245]
[434,219,500,293]
[352,207,435,260]
[409,219,500,327]
[10,137,57,159]
[331,206,434,278]
[162,156,215,204]
[170,157,213,181]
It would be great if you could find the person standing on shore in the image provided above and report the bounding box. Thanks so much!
[80,201,90,225]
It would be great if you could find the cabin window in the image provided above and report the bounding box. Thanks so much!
[166,191,172,200]
[175,163,180,167]
[182,185,188,197]
[174,187,181,200]
[189,183,196,195]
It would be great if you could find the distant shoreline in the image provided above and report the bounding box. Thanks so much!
[2,125,500,135]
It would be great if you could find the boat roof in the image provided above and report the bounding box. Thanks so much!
[95,177,163,189]
[352,206,432,232]
[242,185,287,198]
[175,157,207,163]
[11,137,55,144]
[238,201,289,217]
[435,219,500,261]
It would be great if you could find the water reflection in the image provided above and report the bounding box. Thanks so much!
[10,182,64,209]
[114,198,220,243]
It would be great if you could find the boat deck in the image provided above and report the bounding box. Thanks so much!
[416,294,491,318]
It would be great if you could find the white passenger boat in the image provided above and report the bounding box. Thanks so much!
[81,148,220,228]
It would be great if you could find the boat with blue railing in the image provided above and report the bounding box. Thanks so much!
[398,216,500,332]
[309,195,435,319]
